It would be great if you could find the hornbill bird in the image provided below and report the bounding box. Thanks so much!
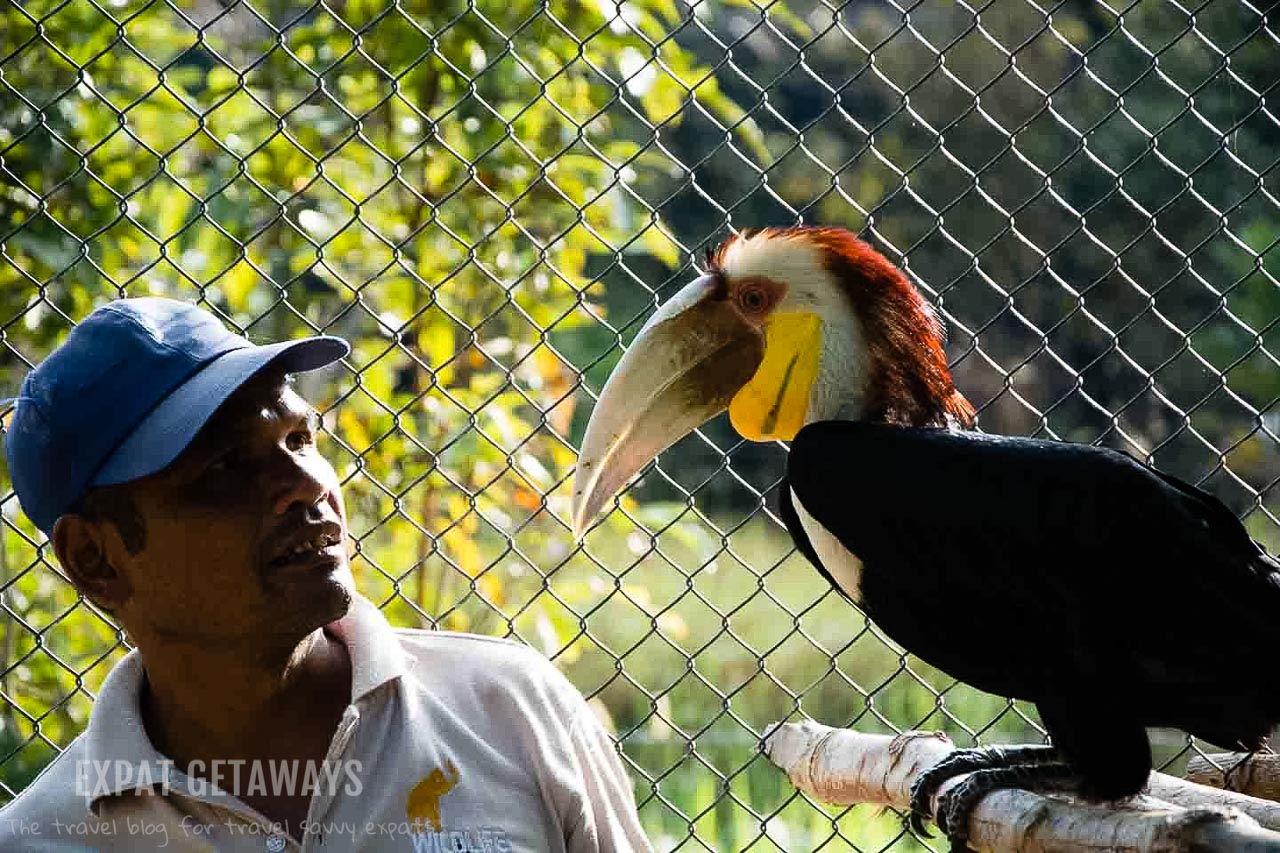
[570,226,1280,851]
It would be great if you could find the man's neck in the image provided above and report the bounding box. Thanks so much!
[138,627,353,770]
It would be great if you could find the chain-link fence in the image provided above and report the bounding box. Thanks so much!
[1,0,1277,849]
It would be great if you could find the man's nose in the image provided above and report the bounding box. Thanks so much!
[271,453,333,517]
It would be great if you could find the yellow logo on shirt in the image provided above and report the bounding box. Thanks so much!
[406,760,459,832]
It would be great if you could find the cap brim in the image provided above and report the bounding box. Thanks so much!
[92,335,349,486]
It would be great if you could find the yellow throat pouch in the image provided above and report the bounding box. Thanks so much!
[729,312,822,442]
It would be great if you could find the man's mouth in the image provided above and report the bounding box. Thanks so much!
[267,528,345,570]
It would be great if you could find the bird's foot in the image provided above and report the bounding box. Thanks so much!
[906,745,1059,840]
[934,763,1079,851]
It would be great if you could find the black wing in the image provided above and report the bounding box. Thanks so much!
[781,420,1280,730]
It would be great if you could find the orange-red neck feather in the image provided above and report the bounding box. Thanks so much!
[805,228,974,428]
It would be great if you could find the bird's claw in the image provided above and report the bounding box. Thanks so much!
[907,804,933,838]
[907,770,940,837]
[906,751,971,838]
[937,780,977,851]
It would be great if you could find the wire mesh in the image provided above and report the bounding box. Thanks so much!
[0,0,1277,850]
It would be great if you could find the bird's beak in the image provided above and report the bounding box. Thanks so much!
[571,275,764,538]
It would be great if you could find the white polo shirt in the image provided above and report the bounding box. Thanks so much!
[0,595,653,852]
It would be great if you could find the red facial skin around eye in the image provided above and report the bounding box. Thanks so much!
[729,276,787,324]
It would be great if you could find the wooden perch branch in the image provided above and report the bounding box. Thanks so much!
[1186,753,1280,803]
[762,720,1280,852]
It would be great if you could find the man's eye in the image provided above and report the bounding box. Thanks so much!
[287,430,315,451]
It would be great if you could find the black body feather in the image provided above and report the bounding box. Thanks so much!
[780,421,1280,799]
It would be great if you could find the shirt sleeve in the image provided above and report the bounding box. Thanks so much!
[563,705,654,853]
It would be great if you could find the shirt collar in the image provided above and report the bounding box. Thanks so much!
[80,593,407,812]
[327,592,409,703]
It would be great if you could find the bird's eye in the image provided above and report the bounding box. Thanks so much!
[739,287,767,312]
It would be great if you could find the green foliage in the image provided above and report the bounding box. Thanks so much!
[0,0,740,623]
[1,1,1275,850]
[0,1,814,845]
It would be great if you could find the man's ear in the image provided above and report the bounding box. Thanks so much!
[51,514,133,613]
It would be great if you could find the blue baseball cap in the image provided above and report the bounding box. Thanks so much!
[4,298,350,536]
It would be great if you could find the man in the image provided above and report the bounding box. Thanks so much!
[0,298,653,851]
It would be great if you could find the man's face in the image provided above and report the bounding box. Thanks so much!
[110,369,354,646]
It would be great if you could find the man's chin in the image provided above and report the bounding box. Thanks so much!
[271,561,355,632]
[311,575,354,625]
